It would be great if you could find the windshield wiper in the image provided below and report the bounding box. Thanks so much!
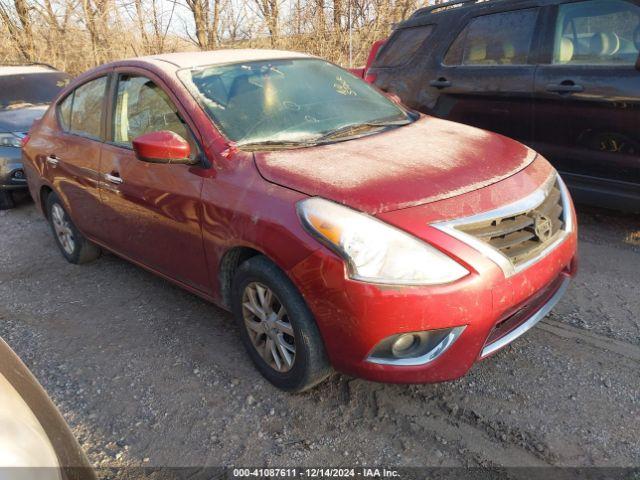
[237,139,318,151]
[314,119,412,142]
[236,118,412,151]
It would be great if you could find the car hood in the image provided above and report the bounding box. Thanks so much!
[253,116,537,214]
[0,105,47,133]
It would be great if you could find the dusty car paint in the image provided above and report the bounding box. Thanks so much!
[255,116,537,214]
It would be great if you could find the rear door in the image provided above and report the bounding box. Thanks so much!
[98,69,210,293]
[428,6,542,145]
[532,0,640,202]
[45,75,108,238]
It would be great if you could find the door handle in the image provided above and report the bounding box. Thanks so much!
[545,81,584,94]
[46,155,59,167]
[105,173,123,185]
[430,77,452,89]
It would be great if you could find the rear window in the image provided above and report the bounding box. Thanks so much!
[444,9,539,65]
[57,76,107,139]
[0,72,71,109]
[373,25,435,67]
[552,0,640,65]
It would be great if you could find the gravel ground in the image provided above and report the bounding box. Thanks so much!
[0,197,639,469]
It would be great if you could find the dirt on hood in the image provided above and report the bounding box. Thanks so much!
[253,116,537,214]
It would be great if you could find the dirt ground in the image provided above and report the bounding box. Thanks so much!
[0,197,639,469]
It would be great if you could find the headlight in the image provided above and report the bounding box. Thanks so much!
[297,197,469,285]
[0,132,22,148]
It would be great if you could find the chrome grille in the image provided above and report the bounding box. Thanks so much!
[456,181,565,266]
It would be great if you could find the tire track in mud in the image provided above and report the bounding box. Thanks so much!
[394,387,554,466]
[330,377,552,467]
[540,319,640,362]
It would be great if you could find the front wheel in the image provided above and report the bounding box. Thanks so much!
[46,193,101,264]
[231,255,332,392]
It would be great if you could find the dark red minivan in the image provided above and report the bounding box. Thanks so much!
[23,49,578,391]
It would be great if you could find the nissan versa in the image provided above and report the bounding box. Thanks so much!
[22,50,578,392]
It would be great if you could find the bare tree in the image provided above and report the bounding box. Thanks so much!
[220,0,247,42]
[80,0,113,63]
[333,0,340,31]
[0,0,36,60]
[0,0,434,75]
[314,0,325,34]
[184,0,220,49]
[252,0,278,44]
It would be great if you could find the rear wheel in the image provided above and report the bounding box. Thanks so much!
[46,193,101,264]
[231,255,332,392]
[0,190,15,210]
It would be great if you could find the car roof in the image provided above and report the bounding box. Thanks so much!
[409,0,557,21]
[140,49,315,69]
[0,65,59,76]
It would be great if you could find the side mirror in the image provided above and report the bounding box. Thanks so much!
[132,131,194,165]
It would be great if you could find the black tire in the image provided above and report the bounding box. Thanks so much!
[231,255,332,392]
[0,190,15,210]
[46,192,101,264]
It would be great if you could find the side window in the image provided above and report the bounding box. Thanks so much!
[58,94,72,131]
[373,25,435,67]
[552,0,640,66]
[444,9,539,66]
[113,75,193,152]
[69,77,107,139]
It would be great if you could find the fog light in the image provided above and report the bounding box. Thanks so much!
[367,326,466,366]
[391,334,420,358]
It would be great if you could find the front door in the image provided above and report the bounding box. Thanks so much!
[533,0,640,201]
[98,71,210,293]
[429,7,541,145]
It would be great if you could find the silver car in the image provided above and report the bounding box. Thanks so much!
[0,64,70,209]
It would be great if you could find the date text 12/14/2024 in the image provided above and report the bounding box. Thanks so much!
[232,468,401,478]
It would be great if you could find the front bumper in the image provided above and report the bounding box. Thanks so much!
[287,166,578,384]
[0,147,27,190]
[480,273,570,358]
[288,232,576,383]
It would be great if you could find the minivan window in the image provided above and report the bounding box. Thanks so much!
[373,25,435,67]
[67,77,107,139]
[552,0,640,65]
[113,75,193,151]
[444,9,539,65]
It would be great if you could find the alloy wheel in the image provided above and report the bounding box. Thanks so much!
[51,203,75,255]
[241,282,296,372]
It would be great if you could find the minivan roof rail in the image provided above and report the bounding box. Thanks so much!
[412,0,497,18]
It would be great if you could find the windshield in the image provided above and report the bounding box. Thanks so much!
[0,72,71,110]
[178,58,412,147]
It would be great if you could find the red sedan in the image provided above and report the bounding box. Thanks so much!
[22,50,578,392]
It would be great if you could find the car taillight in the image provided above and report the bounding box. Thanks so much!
[21,134,30,147]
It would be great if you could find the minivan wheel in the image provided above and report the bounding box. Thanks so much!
[231,255,332,392]
[0,190,15,210]
[46,193,101,264]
